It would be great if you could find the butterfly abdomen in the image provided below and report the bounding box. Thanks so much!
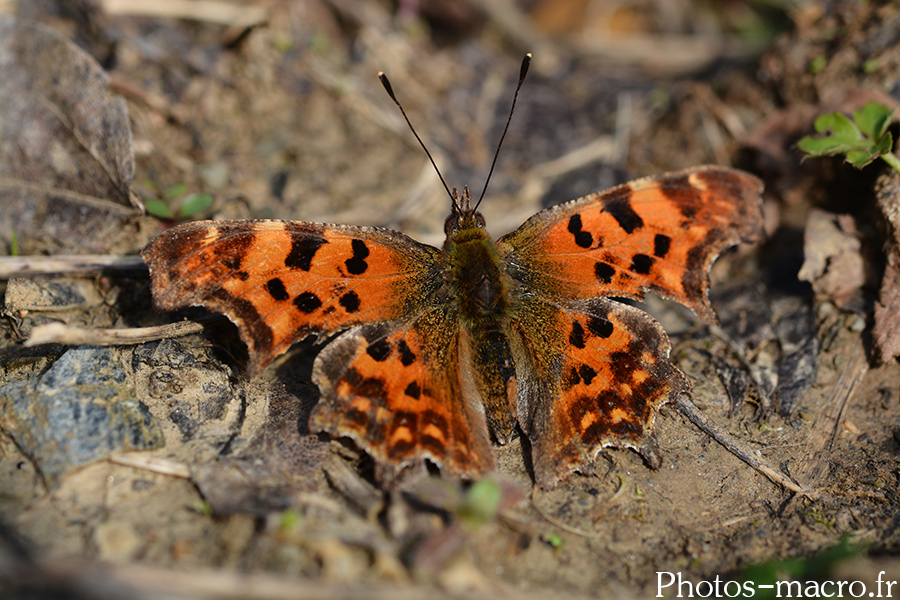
[444,216,519,440]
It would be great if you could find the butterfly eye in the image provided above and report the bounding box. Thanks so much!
[475,213,486,228]
[444,213,459,235]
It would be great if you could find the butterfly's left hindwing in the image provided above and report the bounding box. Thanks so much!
[141,219,441,375]
[509,296,688,488]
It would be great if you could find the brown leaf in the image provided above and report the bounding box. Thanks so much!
[0,16,141,255]
[798,209,868,310]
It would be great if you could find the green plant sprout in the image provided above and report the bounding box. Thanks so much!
[457,478,501,530]
[143,181,214,221]
[797,101,900,174]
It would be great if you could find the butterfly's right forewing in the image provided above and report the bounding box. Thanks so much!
[141,219,442,375]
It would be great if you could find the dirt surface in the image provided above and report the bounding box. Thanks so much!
[2,1,900,598]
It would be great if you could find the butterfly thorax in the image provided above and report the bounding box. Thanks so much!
[443,210,510,327]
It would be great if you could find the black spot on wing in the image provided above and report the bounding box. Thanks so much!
[366,339,392,362]
[294,291,322,313]
[397,339,416,366]
[345,239,370,275]
[404,381,421,399]
[578,364,597,385]
[567,214,593,248]
[569,321,586,349]
[604,193,644,234]
[654,234,671,258]
[339,290,361,313]
[586,316,613,338]
[286,235,327,271]
[631,254,654,275]
[594,262,616,284]
[265,278,290,301]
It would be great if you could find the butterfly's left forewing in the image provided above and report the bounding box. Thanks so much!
[498,166,764,323]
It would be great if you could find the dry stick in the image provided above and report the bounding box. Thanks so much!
[0,178,139,214]
[674,396,810,495]
[0,255,146,278]
[25,321,205,348]
[101,0,267,27]
[797,343,868,485]
[108,453,191,479]
[827,347,869,450]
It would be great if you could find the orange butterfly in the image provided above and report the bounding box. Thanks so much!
[142,56,764,489]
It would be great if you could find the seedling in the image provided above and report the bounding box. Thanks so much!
[797,101,900,174]
[144,181,214,221]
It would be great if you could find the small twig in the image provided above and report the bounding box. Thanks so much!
[529,487,605,540]
[25,321,205,348]
[109,75,189,124]
[0,255,146,278]
[109,453,191,478]
[675,396,812,496]
[826,347,869,450]
[102,0,267,27]
[0,178,139,214]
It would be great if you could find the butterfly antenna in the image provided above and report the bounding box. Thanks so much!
[378,72,456,207]
[473,53,532,212]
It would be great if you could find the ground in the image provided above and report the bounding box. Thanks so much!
[1,1,900,599]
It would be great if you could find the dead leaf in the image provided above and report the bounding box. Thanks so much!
[798,209,868,310]
[0,16,142,255]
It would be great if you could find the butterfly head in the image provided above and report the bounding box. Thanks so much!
[445,185,486,237]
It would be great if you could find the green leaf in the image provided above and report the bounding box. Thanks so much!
[853,101,892,140]
[808,54,827,74]
[813,112,860,140]
[796,134,861,157]
[279,508,302,532]
[458,479,501,529]
[846,149,878,169]
[145,198,175,219]
[163,182,189,200]
[874,130,894,156]
[178,193,214,219]
[545,533,565,549]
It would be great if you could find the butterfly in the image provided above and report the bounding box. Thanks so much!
[141,58,765,489]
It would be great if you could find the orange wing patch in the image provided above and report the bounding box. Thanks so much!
[512,297,688,489]
[499,166,764,323]
[310,316,495,480]
[142,220,440,375]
